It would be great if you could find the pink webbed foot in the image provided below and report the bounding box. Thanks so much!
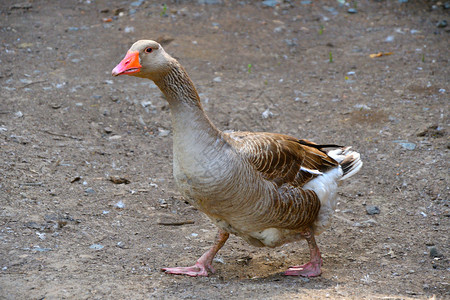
[284,261,322,277]
[284,229,323,277]
[161,230,229,277]
[161,262,214,277]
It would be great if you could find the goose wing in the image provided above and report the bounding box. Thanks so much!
[224,132,339,187]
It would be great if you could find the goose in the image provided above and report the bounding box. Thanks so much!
[112,40,362,277]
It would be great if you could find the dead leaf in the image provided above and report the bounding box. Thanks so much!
[109,176,130,184]
[369,52,393,58]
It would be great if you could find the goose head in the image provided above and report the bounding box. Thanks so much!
[112,40,174,81]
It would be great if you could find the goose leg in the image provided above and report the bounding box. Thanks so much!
[284,229,323,277]
[161,229,229,277]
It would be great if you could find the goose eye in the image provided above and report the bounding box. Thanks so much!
[144,47,153,53]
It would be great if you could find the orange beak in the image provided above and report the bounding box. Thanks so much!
[112,51,142,76]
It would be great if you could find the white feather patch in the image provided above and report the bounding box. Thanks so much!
[300,166,323,175]
[303,167,342,235]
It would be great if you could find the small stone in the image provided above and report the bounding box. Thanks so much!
[262,0,279,7]
[32,246,52,252]
[385,35,395,43]
[347,8,357,14]
[115,200,125,209]
[262,108,273,119]
[429,247,443,258]
[198,0,222,4]
[116,241,126,248]
[354,104,371,110]
[436,20,448,28]
[213,77,222,82]
[10,3,33,9]
[158,128,170,137]
[90,244,104,250]
[18,43,33,49]
[141,100,153,108]
[25,222,41,230]
[393,140,416,150]
[124,26,135,33]
[130,0,144,7]
[85,188,95,194]
[362,219,377,226]
[36,232,46,240]
[366,205,380,215]
[214,257,225,264]
[104,127,113,134]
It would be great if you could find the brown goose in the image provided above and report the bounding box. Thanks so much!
[112,40,362,277]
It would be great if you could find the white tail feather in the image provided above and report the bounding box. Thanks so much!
[327,147,362,181]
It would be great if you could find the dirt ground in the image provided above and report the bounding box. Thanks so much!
[0,0,448,299]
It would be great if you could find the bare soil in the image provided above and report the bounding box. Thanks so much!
[0,1,448,299]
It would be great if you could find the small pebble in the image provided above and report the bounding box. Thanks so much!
[130,0,144,7]
[90,244,104,250]
[85,188,95,194]
[124,26,135,33]
[115,200,125,209]
[262,108,273,119]
[354,104,371,110]
[393,140,416,150]
[198,0,222,4]
[436,20,448,28]
[385,35,395,43]
[429,247,443,258]
[262,0,279,7]
[347,8,357,14]
[366,205,380,215]
[36,232,46,240]
[158,128,171,137]
[33,246,52,252]
[104,127,113,134]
